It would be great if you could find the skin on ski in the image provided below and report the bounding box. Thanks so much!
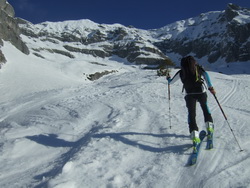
[206,133,213,150]
[188,130,206,166]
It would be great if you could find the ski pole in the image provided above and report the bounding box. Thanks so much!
[167,73,172,129]
[168,83,172,129]
[213,94,244,152]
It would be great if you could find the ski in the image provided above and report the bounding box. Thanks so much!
[188,130,206,166]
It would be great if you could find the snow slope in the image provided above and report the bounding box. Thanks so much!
[0,42,250,188]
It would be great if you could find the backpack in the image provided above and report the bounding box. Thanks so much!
[180,56,205,93]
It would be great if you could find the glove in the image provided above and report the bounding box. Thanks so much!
[208,87,216,95]
[166,74,171,83]
[166,73,171,80]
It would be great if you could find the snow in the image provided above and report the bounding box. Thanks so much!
[234,14,250,24]
[1,39,250,188]
[150,11,223,41]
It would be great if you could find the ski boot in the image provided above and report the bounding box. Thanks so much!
[206,122,214,139]
[191,130,200,153]
[206,122,214,149]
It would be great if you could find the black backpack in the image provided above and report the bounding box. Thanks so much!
[180,56,205,93]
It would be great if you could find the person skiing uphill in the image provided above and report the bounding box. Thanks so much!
[167,56,216,149]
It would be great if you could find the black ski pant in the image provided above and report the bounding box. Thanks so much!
[185,92,213,133]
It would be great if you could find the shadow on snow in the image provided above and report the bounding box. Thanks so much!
[26,128,190,187]
[26,125,101,188]
[26,134,75,147]
[93,132,190,154]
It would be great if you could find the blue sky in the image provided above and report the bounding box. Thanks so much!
[7,0,250,29]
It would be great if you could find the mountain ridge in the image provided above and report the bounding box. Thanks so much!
[1,1,250,68]
[153,3,250,63]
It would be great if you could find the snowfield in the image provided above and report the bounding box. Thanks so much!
[0,42,250,188]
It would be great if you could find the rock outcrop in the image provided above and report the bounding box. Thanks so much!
[0,0,29,66]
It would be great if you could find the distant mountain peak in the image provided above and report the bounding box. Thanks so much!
[154,3,250,64]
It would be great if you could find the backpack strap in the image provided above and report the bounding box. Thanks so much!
[181,64,207,93]
[195,65,205,83]
[197,65,208,90]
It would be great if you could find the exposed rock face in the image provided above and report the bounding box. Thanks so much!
[87,70,118,81]
[0,0,29,66]
[0,0,14,17]
[0,49,6,66]
[17,19,174,67]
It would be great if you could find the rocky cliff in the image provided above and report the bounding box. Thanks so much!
[0,0,29,66]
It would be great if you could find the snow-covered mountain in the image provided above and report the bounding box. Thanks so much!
[154,3,250,64]
[1,2,250,68]
[12,3,249,68]
[16,18,173,68]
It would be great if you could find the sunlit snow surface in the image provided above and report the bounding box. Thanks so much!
[0,39,250,188]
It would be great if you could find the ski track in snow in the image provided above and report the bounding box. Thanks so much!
[1,47,250,187]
